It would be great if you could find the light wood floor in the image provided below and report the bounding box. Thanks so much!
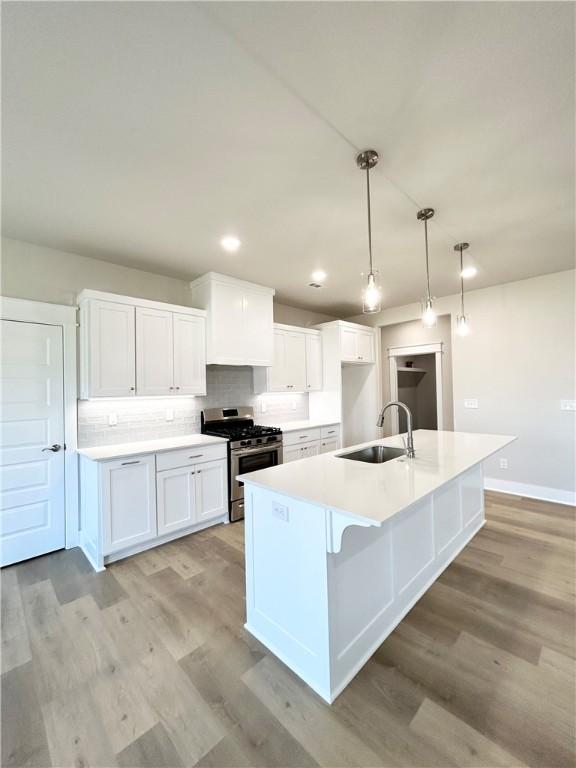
[2,491,575,768]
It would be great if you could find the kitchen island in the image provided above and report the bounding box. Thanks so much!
[238,429,515,703]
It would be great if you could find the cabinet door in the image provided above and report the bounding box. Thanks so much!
[301,441,320,458]
[195,459,227,522]
[320,437,339,454]
[209,282,245,364]
[356,331,375,363]
[173,313,206,395]
[305,334,323,391]
[269,329,289,392]
[282,445,302,463]
[88,300,136,397]
[136,307,174,396]
[157,466,197,536]
[102,455,156,555]
[284,332,307,391]
[243,289,274,366]
[340,327,358,362]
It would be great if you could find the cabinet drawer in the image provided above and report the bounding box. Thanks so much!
[282,427,321,447]
[156,443,226,472]
[320,424,340,439]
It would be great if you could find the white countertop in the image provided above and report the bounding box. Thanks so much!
[239,430,516,525]
[271,419,340,433]
[78,434,228,461]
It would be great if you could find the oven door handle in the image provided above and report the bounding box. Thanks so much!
[233,444,281,458]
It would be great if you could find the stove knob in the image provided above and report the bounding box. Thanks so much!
[257,438,262,444]
[240,441,247,446]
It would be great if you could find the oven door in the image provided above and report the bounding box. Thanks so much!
[230,444,282,502]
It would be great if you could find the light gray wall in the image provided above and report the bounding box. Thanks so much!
[1,237,190,305]
[379,315,454,433]
[347,270,576,498]
[1,238,339,330]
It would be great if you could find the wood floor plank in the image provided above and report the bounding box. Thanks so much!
[61,595,158,754]
[116,723,185,768]
[1,661,51,767]
[243,656,384,767]
[42,684,118,768]
[1,568,32,674]
[102,599,225,766]
[410,697,527,767]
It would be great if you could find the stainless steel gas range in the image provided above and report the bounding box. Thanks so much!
[201,406,283,522]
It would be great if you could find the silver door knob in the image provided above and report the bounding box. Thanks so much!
[42,444,62,453]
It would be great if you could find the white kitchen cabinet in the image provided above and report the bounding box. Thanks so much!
[101,455,157,555]
[157,457,227,534]
[173,313,206,395]
[320,437,339,453]
[284,442,321,462]
[305,333,323,391]
[79,290,207,399]
[156,465,197,536]
[190,272,275,366]
[81,299,136,398]
[339,323,375,364]
[254,324,322,393]
[196,459,227,522]
[136,307,174,396]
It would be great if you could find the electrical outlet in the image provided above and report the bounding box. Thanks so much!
[272,502,289,522]
[165,409,174,422]
[108,413,118,426]
[560,400,576,411]
[499,458,508,470]
[291,398,297,410]
[464,398,479,409]
[260,399,267,414]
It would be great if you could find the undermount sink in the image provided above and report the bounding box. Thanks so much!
[337,445,406,464]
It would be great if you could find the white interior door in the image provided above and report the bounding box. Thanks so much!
[0,320,66,566]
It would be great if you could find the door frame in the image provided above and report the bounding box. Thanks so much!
[1,297,79,549]
[387,342,444,434]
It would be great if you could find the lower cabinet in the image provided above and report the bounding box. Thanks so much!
[157,458,227,535]
[283,441,320,463]
[320,437,339,453]
[102,455,157,555]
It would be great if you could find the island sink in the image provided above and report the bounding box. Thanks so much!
[338,444,406,464]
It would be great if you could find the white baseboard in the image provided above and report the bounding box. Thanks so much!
[484,477,576,507]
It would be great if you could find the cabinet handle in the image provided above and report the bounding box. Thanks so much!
[299,435,309,439]
[327,430,336,434]
[197,470,202,474]
[188,454,203,459]
[129,386,135,391]
[121,460,140,466]
[175,386,180,390]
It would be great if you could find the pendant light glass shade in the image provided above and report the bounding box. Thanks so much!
[362,271,381,313]
[356,150,382,314]
[417,208,436,327]
[455,242,471,336]
[460,251,478,279]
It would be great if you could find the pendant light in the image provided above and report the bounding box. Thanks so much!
[455,242,470,336]
[417,207,436,327]
[356,149,382,314]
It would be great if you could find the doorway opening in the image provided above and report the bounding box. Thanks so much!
[387,342,445,435]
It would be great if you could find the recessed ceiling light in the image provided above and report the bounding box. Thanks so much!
[220,235,241,253]
[311,270,327,283]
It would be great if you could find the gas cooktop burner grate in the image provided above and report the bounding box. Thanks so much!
[204,425,282,441]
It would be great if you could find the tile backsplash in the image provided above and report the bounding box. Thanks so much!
[78,366,309,447]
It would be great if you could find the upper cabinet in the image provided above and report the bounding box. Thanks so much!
[83,299,136,398]
[338,322,376,364]
[254,324,323,393]
[79,290,206,399]
[189,272,275,366]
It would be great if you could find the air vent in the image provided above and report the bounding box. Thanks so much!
[308,282,323,289]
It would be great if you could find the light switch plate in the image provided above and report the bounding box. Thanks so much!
[260,399,267,414]
[165,409,174,422]
[464,398,479,409]
[560,400,576,411]
[108,413,118,426]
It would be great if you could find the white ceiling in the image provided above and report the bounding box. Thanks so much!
[2,2,574,316]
